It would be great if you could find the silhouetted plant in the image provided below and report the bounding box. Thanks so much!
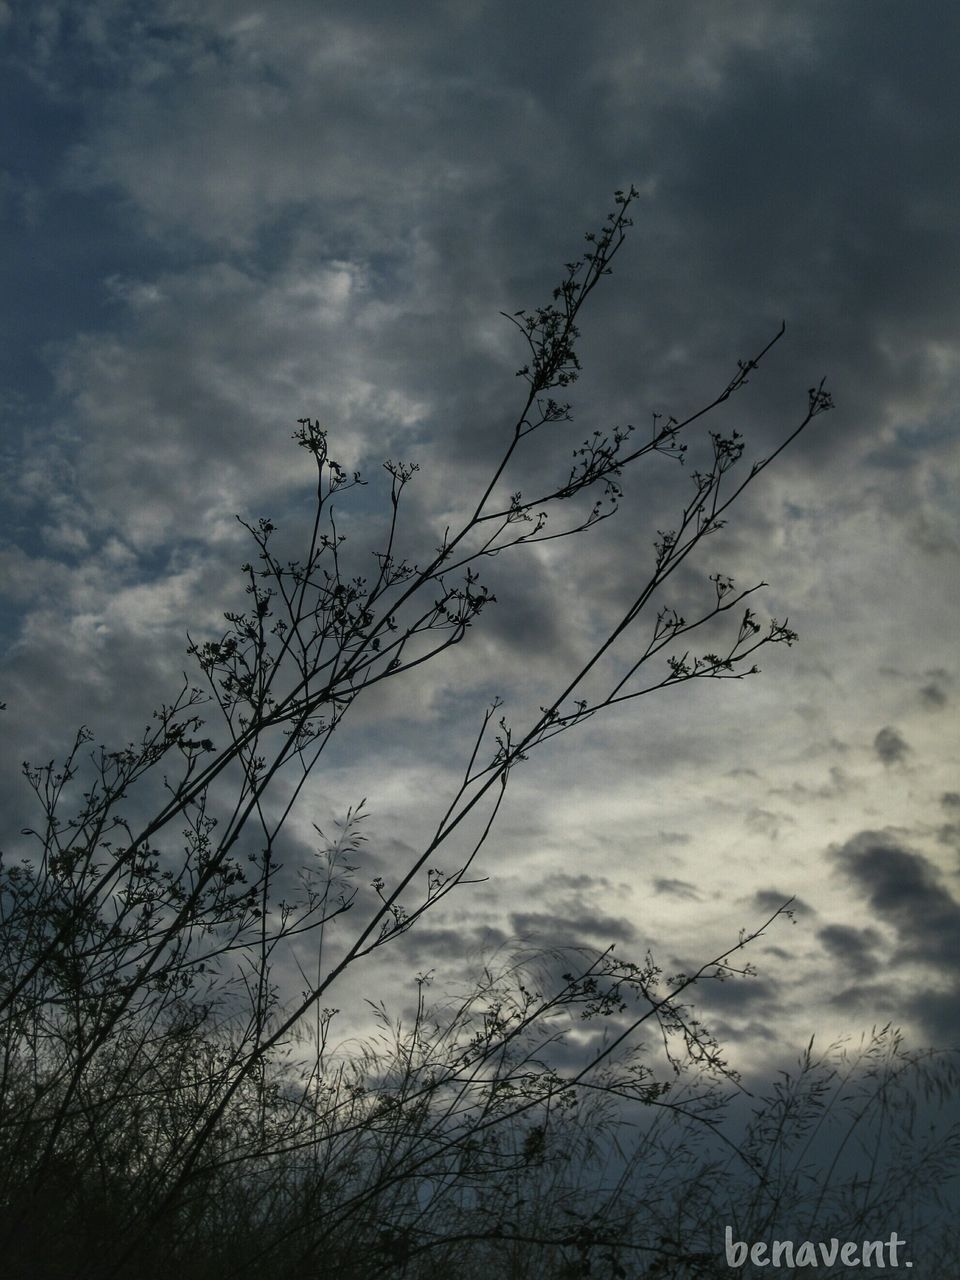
[4,189,948,1279]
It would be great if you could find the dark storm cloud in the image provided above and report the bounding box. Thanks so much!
[694,975,779,1015]
[909,988,960,1049]
[749,889,813,919]
[391,923,509,967]
[828,980,901,1018]
[509,908,638,948]
[587,4,960,491]
[10,1,959,471]
[873,725,910,766]
[817,923,883,979]
[820,833,960,1045]
[4,0,957,666]
[666,964,783,1046]
[833,832,960,972]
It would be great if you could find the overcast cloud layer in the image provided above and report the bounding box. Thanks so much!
[2,0,959,1072]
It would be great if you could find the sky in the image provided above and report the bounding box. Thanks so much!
[1,0,959,1098]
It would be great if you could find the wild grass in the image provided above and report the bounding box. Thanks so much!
[1,886,957,1279]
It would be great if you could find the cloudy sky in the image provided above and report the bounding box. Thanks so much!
[2,0,959,1082]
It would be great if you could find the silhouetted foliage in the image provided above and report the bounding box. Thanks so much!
[2,191,955,1278]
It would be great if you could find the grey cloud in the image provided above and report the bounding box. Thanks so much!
[593,4,960,481]
[772,765,857,803]
[921,682,948,708]
[761,945,793,962]
[817,923,883,979]
[910,988,960,1049]
[695,975,779,1015]
[669,967,783,1044]
[709,1017,779,1046]
[828,981,902,1018]
[874,726,910,766]
[833,832,960,972]
[508,909,637,947]
[744,806,795,838]
[538,872,614,893]
[749,889,813,918]
[392,924,509,967]
[653,877,700,900]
